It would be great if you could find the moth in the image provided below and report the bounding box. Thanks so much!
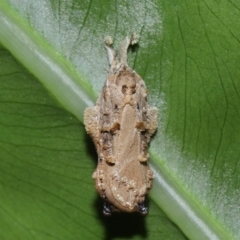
[84,34,158,215]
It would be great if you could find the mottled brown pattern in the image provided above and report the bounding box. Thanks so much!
[84,35,158,215]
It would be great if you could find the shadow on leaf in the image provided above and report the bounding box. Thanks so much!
[94,196,147,240]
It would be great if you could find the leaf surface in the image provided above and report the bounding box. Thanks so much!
[1,0,240,239]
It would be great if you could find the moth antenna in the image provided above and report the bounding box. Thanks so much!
[119,33,139,65]
[104,36,119,70]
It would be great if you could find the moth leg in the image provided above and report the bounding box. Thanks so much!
[135,121,149,162]
[137,107,158,162]
[100,131,116,164]
[103,196,115,216]
[104,36,119,70]
[146,107,158,138]
[119,33,139,65]
[102,122,120,133]
[146,168,154,190]
[138,202,148,215]
[100,104,120,164]
[84,107,99,140]
[138,140,149,162]
[101,115,120,164]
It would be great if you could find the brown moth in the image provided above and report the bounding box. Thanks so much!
[84,34,158,215]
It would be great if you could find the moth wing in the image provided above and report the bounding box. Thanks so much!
[147,107,158,137]
[84,106,100,140]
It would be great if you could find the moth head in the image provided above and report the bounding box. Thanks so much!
[118,72,136,95]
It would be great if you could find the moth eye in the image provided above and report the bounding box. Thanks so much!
[130,84,136,93]
[122,84,127,94]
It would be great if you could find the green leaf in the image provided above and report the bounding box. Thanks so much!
[0,0,239,239]
[0,45,187,240]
